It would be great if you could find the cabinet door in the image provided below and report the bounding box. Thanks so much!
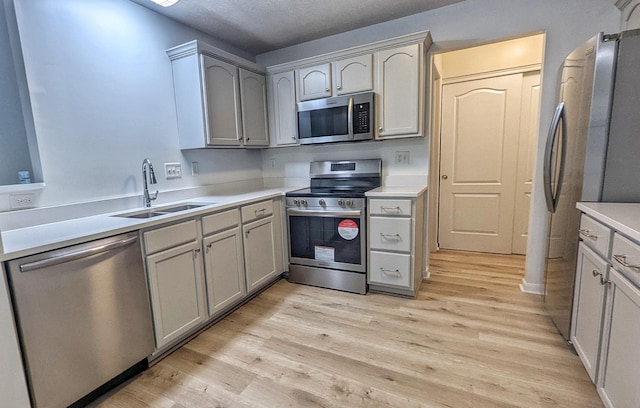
[202,55,243,146]
[146,241,207,349]
[297,63,332,101]
[333,54,373,95]
[268,71,298,146]
[376,44,422,138]
[203,227,246,317]
[598,269,640,408]
[571,243,608,383]
[243,216,277,293]
[239,68,269,147]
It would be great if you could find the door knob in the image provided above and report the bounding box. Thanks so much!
[441,175,448,180]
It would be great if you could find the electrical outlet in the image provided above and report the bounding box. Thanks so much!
[10,193,35,209]
[395,151,410,165]
[191,161,199,176]
[164,162,182,179]
[270,159,276,168]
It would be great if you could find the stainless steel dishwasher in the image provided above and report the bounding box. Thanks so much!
[7,231,154,408]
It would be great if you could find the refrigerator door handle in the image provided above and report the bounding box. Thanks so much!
[543,102,567,213]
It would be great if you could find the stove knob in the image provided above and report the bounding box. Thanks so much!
[301,199,307,206]
[293,199,300,205]
[319,199,326,206]
[338,199,345,206]
[347,200,354,207]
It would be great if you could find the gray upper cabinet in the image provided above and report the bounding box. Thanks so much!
[239,68,269,147]
[167,40,269,149]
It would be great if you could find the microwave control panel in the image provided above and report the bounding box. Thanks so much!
[354,103,370,134]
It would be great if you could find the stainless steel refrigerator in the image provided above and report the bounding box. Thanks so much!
[543,29,640,345]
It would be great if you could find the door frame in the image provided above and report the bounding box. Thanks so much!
[428,33,545,255]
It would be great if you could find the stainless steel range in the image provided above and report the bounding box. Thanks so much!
[286,159,381,294]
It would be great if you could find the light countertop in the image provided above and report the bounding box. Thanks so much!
[577,202,640,242]
[365,184,427,198]
[0,188,291,261]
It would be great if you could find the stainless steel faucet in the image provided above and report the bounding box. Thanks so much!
[142,158,158,207]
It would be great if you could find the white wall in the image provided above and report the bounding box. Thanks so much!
[257,0,621,290]
[9,0,262,209]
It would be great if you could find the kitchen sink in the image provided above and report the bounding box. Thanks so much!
[112,202,215,219]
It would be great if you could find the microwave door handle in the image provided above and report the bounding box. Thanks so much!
[347,96,354,140]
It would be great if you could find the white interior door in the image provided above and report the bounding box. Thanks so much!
[438,74,523,254]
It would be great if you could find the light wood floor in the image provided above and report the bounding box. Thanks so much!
[96,250,602,407]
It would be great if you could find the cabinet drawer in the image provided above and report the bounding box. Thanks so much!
[579,214,612,257]
[369,216,411,252]
[241,200,274,223]
[202,208,240,236]
[144,220,198,255]
[611,233,640,287]
[369,199,412,216]
[369,251,411,288]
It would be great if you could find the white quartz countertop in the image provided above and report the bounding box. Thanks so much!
[577,202,640,242]
[365,184,427,198]
[0,188,291,261]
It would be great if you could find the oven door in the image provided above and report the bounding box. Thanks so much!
[287,207,365,273]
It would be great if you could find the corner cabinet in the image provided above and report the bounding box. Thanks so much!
[267,71,298,146]
[367,191,426,297]
[167,40,269,149]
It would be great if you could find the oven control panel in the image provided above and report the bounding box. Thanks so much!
[286,197,364,209]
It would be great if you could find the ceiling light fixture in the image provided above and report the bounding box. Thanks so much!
[149,0,180,7]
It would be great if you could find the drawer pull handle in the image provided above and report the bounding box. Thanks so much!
[579,229,598,240]
[380,233,402,240]
[612,254,640,270]
[254,208,267,217]
[381,267,401,277]
[592,269,602,278]
[381,206,402,213]
[600,276,611,286]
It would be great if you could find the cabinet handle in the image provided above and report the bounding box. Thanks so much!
[612,254,640,270]
[380,267,401,277]
[381,206,402,213]
[206,243,213,253]
[380,233,402,240]
[592,269,602,278]
[254,208,267,217]
[325,88,330,92]
[337,85,342,90]
[193,248,201,258]
[600,276,611,286]
[579,229,598,241]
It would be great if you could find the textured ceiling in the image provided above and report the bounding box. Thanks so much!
[130,0,464,55]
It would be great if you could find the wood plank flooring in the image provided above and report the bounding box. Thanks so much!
[95,250,602,407]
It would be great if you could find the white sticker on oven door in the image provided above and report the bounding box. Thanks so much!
[338,219,359,240]
[315,246,335,262]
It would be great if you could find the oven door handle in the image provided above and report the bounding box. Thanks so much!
[287,209,362,218]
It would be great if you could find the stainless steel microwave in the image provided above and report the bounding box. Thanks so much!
[297,91,375,145]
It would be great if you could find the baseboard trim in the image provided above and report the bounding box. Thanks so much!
[519,278,544,295]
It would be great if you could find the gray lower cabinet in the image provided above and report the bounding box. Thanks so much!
[571,242,608,383]
[144,220,207,351]
[202,209,246,317]
[367,194,425,297]
[241,199,282,294]
[144,198,284,356]
[598,268,640,408]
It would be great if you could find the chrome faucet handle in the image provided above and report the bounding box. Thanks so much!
[149,190,158,201]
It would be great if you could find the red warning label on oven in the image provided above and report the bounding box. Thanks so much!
[338,219,359,240]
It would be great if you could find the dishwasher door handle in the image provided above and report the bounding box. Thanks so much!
[19,236,139,272]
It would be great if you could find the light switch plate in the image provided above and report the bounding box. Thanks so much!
[164,162,182,179]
